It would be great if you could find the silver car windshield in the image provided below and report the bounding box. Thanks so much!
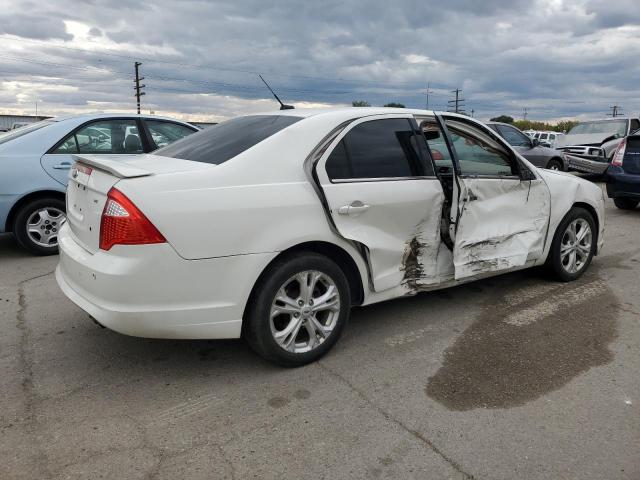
[0,120,55,146]
[568,120,626,137]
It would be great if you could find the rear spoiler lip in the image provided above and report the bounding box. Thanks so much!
[71,154,153,179]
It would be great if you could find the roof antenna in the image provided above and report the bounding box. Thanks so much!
[259,74,294,110]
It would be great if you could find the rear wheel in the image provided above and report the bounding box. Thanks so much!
[547,207,596,282]
[13,197,66,255]
[546,158,563,171]
[613,198,639,210]
[244,252,351,367]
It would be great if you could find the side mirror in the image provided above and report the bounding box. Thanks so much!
[531,138,540,148]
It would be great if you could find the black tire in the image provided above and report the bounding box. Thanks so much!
[546,158,564,171]
[613,198,639,210]
[13,197,66,256]
[547,207,596,282]
[243,252,351,367]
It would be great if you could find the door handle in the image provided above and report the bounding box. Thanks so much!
[53,162,72,170]
[338,201,370,216]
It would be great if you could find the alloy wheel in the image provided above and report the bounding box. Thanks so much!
[26,207,66,248]
[560,218,592,274]
[270,270,341,353]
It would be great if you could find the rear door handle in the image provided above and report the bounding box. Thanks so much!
[338,201,370,216]
[53,162,72,170]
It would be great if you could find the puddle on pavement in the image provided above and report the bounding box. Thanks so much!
[425,266,619,410]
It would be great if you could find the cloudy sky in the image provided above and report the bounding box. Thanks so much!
[1,0,639,123]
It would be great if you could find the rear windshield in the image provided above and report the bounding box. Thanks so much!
[156,115,302,164]
[0,120,55,146]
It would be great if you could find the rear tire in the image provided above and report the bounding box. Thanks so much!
[244,252,351,367]
[547,207,596,282]
[13,197,66,256]
[546,158,563,171]
[613,198,639,210]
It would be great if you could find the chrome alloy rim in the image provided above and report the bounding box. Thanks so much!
[560,218,592,274]
[26,207,66,247]
[270,271,341,353]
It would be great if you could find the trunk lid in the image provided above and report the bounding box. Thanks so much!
[66,153,213,253]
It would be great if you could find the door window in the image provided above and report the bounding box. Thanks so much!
[52,119,143,154]
[419,118,455,174]
[325,118,430,180]
[145,120,196,149]
[445,119,516,176]
[496,125,531,147]
[630,119,640,133]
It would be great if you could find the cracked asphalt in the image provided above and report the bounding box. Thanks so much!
[1,183,639,479]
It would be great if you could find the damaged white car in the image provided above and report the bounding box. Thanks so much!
[56,109,605,366]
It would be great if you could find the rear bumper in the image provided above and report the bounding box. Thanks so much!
[56,224,277,339]
[605,167,640,199]
[565,154,609,174]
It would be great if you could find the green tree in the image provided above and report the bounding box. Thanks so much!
[383,102,405,108]
[490,115,514,124]
[352,100,371,107]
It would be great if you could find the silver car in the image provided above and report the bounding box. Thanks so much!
[486,122,568,171]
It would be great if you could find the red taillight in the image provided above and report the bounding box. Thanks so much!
[99,188,166,251]
[611,138,627,166]
[431,149,444,160]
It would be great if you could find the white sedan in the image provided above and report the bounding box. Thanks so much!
[56,108,605,366]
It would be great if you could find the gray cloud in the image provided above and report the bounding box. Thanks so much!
[1,0,639,122]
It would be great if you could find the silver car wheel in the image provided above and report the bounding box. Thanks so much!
[549,164,560,170]
[26,207,66,248]
[560,218,592,274]
[270,270,341,354]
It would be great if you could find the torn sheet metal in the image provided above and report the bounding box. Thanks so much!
[400,207,445,292]
[453,177,551,280]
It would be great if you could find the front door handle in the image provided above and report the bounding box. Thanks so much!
[338,201,370,216]
[53,162,72,170]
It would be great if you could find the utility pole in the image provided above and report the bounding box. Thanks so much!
[523,107,528,121]
[133,62,145,114]
[608,105,623,117]
[447,88,465,114]
[425,81,432,110]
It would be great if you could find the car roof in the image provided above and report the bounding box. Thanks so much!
[50,112,196,126]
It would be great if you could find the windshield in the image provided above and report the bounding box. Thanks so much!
[568,120,627,137]
[0,120,55,146]
[156,115,302,164]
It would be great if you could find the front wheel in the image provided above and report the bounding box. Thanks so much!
[613,198,639,210]
[13,197,66,256]
[244,252,351,367]
[547,207,596,282]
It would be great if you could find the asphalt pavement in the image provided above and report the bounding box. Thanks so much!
[1,183,638,479]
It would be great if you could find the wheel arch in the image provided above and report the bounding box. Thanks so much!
[5,190,66,232]
[572,201,599,251]
[242,240,366,328]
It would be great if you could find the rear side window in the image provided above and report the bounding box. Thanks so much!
[156,115,302,164]
[326,118,430,180]
[145,120,196,149]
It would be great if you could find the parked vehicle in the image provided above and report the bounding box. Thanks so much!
[56,108,605,366]
[486,122,568,170]
[556,118,640,174]
[605,131,640,210]
[0,113,198,255]
[537,131,564,148]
